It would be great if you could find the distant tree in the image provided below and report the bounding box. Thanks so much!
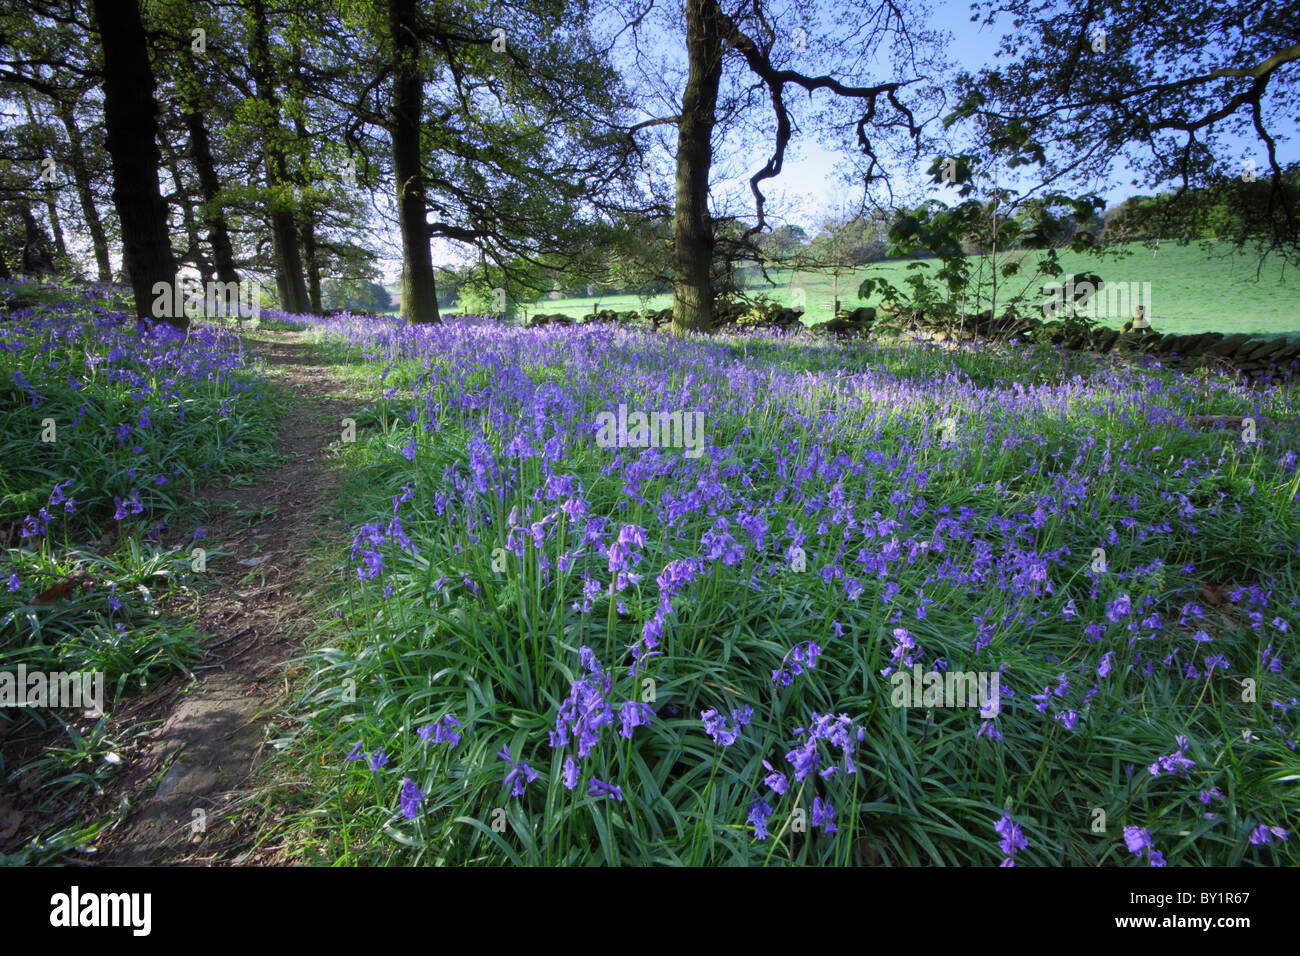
[859,141,1104,338]
[0,2,117,282]
[322,277,391,313]
[808,207,858,312]
[954,0,1300,265]
[755,224,808,261]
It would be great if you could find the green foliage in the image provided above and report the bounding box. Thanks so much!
[323,278,392,314]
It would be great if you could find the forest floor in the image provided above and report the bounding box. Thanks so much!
[94,331,353,864]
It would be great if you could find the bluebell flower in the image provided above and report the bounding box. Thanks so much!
[995,812,1028,865]
[563,755,580,790]
[811,797,837,834]
[499,746,538,797]
[762,759,788,795]
[747,798,773,841]
[1249,824,1289,846]
[1148,735,1195,776]
[587,777,622,802]
[399,777,425,819]
[1097,652,1115,678]
[1124,826,1151,853]
[1123,826,1165,866]
[785,739,819,782]
[701,706,750,747]
[418,714,462,749]
[619,700,653,738]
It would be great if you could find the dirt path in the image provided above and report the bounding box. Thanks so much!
[97,330,354,865]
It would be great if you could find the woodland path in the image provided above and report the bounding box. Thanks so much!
[97,330,355,865]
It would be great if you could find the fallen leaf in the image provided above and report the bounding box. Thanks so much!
[1198,583,1230,607]
[0,807,23,842]
[29,573,91,606]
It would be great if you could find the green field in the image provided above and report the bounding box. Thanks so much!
[502,241,1300,336]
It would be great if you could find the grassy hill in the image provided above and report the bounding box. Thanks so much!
[496,241,1299,336]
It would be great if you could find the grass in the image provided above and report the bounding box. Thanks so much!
[504,241,1300,336]
[269,315,1300,866]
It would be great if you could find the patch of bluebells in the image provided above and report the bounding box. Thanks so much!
[746,713,862,841]
[784,713,862,783]
[548,647,654,794]
[288,308,1300,864]
[350,484,420,582]
[5,291,269,548]
[550,646,616,757]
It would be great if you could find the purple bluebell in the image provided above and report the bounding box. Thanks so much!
[498,746,539,797]
[399,777,425,819]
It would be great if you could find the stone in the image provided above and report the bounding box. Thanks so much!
[1242,337,1288,361]
[1208,333,1252,356]
[1271,339,1300,362]
[1179,333,1214,356]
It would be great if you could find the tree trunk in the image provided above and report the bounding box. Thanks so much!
[167,153,211,278]
[266,213,308,312]
[21,91,69,266]
[289,92,323,316]
[671,0,724,335]
[42,193,68,264]
[250,0,309,314]
[302,217,322,314]
[91,0,181,327]
[21,207,55,275]
[57,102,113,282]
[390,0,440,323]
[182,106,239,284]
